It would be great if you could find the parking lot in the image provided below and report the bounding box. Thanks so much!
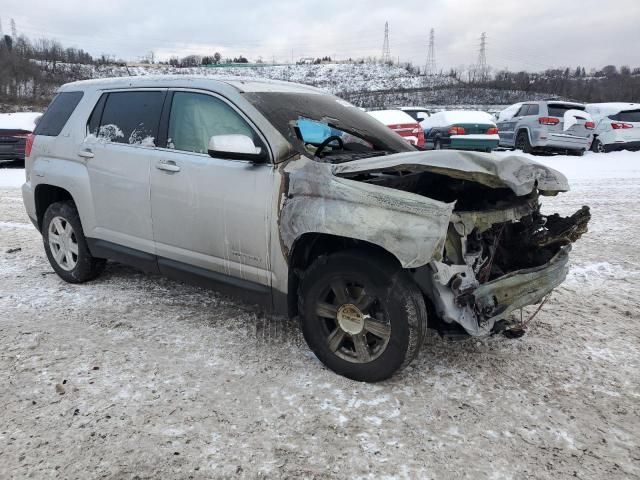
[1,153,639,479]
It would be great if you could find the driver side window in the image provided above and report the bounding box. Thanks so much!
[167,92,258,154]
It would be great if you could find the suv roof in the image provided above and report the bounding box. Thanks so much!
[59,75,325,95]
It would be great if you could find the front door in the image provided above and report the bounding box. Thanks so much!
[150,90,274,289]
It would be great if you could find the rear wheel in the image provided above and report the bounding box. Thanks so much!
[299,250,427,382]
[515,131,532,154]
[43,201,106,283]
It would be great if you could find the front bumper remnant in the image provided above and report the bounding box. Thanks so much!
[474,245,571,324]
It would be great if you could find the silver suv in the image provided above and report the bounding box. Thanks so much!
[497,101,594,155]
[22,76,590,381]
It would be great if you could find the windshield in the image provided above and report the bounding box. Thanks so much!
[243,92,415,160]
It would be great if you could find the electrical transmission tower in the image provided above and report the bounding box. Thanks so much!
[476,32,488,82]
[10,18,17,39]
[381,22,391,64]
[424,28,436,75]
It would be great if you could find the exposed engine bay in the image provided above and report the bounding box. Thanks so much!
[335,166,591,336]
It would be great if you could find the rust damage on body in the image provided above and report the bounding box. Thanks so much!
[280,150,590,336]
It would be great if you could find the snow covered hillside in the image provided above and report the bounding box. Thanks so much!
[41,61,455,95]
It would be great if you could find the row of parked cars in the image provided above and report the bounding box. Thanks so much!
[366,101,640,156]
[2,100,638,167]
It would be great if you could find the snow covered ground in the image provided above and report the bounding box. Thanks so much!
[1,151,639,478]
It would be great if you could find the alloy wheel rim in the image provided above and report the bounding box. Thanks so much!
[48,216,79,271]
[314,277,391,364]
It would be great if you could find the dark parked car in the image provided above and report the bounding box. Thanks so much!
[0,113,42,165]
[420,110,499,152]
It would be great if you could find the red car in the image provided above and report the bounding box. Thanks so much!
[367,109,425,148]
[0,112,42,165]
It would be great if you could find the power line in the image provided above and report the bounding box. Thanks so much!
[476,32,488,81]
[381,21,391,64]
[424,28,436,75]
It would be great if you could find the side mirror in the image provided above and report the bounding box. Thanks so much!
[208,134,267,162]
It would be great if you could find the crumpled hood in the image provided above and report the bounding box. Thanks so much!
[332,150,569,196]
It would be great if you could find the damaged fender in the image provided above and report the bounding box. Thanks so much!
[280,157,454,268]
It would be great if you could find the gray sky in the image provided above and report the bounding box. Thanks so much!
[4,0,640,71]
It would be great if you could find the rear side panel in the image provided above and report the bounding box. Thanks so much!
[23,89,99,230]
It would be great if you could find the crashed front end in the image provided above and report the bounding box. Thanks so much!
[417,200,589,335]
[328,151,590,336]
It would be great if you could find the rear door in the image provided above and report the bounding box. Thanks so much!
[150,89,274,289]
[82,89,167,254]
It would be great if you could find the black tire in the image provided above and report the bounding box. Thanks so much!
[569,149,585,157]
[42,201,106,283]
[515,131,532,154]
[591,138,605,153]
[298,250,427,382]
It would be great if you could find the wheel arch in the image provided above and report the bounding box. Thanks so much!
[286,232,401,318]
[34,184,75,231]
[516,126,533,143]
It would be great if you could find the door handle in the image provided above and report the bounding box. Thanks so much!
[156,161,181,173]
[78,148,94,159]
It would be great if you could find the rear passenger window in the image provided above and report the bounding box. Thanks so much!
[167,92,259,154]
[95,91,165,146]
[515,105,527,117]
[34,91,84,136]
[526,104,539,116]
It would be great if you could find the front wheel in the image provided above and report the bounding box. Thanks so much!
[299,250,427,382]
[43,201,106,283]
[591,138,605,153]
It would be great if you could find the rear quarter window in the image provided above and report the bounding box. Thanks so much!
[33,91,84,136]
